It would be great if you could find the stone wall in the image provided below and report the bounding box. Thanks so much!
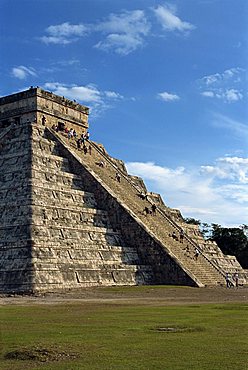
[0,123,34,292]
[0,88,89,133]
[0,90,36,126]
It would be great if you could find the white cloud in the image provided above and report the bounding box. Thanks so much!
[224,89,243,102]
[40,22,88,44]
[43,82,124,117]
[95,33,143,55]
[104,90,124,99]
[211,113,248,140]
[157,91,180,102]
[220,157,248,165]
[202,74,219,86]
[201,68,244,86]
[202,89,243,102]
[40,36,71,45]
[11,66,37,80]
[40,5,195,54]
[126,159,248,226]
[96,9,150,35]
[94,10,150,55]
[40,11,150,54]
[201,157,248,183]
[44,82,102,103]
[218,184,248,204]
[46,22,87,37]
[153,4,195,33]
[199,67,245,103]
[201,91,214,98]
[56,59,81,66]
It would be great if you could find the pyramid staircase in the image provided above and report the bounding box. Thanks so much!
[46,126,230,287]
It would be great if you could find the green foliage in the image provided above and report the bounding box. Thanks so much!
[211,224,247,253]
[210,224,248,268]
[200,222,212,239]
[183,217,201,225]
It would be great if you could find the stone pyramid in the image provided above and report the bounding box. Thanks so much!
[0,88,246,293]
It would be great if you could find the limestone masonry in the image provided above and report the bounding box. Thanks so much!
[0,87,247,293]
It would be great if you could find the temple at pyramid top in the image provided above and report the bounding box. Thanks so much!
[0,87,89,131]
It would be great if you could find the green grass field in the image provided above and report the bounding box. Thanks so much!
[0,291,247,369]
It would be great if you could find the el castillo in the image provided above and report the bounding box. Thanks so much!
[0,87,247,293]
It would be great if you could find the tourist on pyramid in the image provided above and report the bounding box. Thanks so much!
[115,172,121,183]
[76,138,81,150]
[180,229,184,243]
[194,247,200,260]
[68,128,73,140]
[151,204,157,215]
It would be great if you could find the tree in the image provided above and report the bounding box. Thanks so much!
[210,224,248,268]
[184,217,201,225]
[200,222,212,239]
[183,218,211,238]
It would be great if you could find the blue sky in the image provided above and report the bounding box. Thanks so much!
[1,0,247,226]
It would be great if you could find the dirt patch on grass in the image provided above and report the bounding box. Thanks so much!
[4,346,79,362]
[154,325,205,333]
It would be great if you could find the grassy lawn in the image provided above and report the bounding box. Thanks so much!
[0,298,247,369]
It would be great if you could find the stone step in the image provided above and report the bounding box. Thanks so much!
[0,124,13,141]
[0,169,31,187]
[32,205,109,218]
[0,259,149,271]
[32,203,108,215]
[32,166,82,181]
[0,199,100,212]
[32,137,61,156]
[29,232,123,243]
[32,179,84,193]
[32,154,71,173]
[0,130,32,144]
[0,217,112,229]
[31,249,140,261]
[30,223,122,235]
[32,261,152,270]
[1,242,137,251]
[32,216,111,229]
[0,140,31,155]
[31,199,97,210]
[0,149,30,163]
[32,183,96,200]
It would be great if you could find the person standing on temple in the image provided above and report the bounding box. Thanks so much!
[41,115,46,125]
